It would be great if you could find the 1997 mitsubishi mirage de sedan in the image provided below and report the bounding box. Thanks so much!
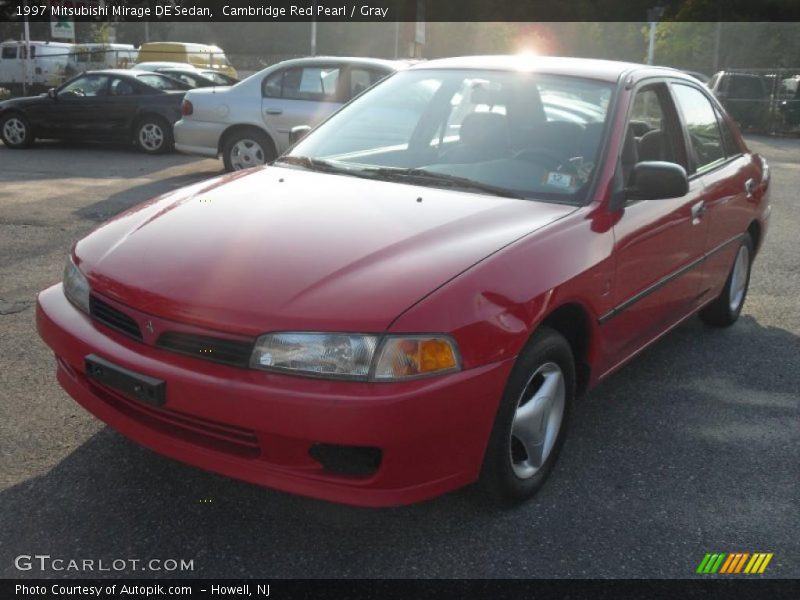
[37,56,770,507]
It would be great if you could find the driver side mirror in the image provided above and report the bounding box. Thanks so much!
[625,161,689,201]
[47,88,57,100]
[289,125,311,145]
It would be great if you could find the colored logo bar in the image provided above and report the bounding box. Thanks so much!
[696,552,773,574]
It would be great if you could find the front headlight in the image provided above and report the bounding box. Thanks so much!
[63,255,90,314]
[250,333,460,380]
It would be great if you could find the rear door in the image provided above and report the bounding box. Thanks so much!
[669,82,760,304]
[260,63,344,150]
[601,81,709,369]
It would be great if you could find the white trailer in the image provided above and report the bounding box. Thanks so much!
[0,40,74,95]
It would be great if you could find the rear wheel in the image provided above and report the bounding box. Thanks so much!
[699,235,753,327]
[1,113,34,148]
[478,326,575,505]
[135,116,173,154]
[222,129,274,172]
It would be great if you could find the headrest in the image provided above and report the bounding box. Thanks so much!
[459,112,508,146]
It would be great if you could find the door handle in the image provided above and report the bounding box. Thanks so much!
[264,108,283,115]
[691,200,706,225]
[744,178,756,198]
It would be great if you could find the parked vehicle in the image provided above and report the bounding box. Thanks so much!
[0,69,188,153]
[777,75,800,129]
[36,56,770,507]
[0,40,74,95]
[136,42,238,80]
[707,71,770,130]
[174,56,403,171]
[131,62,238,85]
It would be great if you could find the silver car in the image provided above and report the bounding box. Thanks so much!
[174,56,404,171]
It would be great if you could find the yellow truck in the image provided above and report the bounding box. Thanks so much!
[136,42,237,79]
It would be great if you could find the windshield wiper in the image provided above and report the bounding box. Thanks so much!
[274,155,342,173]
[274,155,379,181]
[361,167,527,199]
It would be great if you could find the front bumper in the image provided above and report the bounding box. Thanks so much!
[36,284,513,507]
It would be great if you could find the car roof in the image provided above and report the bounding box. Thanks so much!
[273,56,408,71]
[132,61,200,71]
[409,55,697,83]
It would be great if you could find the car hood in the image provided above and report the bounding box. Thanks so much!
[76,167,575,335]
[0,94,48,110]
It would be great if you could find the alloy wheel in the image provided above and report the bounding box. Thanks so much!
[3,117,27,146]
[229,139,265,170]
[139,123,164,152]
[509,362,566,479]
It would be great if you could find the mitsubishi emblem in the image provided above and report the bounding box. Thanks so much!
[145,320,155,335]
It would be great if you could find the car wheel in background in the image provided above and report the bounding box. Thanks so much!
[1,113,35,148]
[478,326,575,505]
[699,234,754,327]
[222,128,275,172]
[135,116,173,154]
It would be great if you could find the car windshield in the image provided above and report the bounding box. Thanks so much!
[284,68,614,203]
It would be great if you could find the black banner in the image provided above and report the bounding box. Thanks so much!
[2,0,800,22]
[3,579,800,600]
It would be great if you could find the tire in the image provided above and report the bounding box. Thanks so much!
[478,326,575,505]
[1,112,34,148]
[699,235,753,327]
[222,128,275,172]
[134,116,173,154]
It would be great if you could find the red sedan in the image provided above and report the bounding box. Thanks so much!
[37,56,770,506]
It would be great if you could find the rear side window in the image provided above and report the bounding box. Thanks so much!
[2,46,17,59]
[672,84,726,173]
[137,73,183,91]
[714,107,741,157]
[728,76,766,99]
[348,68,387,99]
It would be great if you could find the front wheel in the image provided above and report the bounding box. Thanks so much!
[135,117,173,154]
[1,113,35,148]
[478,326,575,505]
[699,235,753,327]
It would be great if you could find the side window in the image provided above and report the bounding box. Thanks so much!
[2,46,17,59]
[262,69,283,97]
[137,74,182,91]
[672,84,726,172]
[625,85,682,167]
[728,76,766,100]
[59,75,109,97]
[348,68,387,99]
[110,78,137,97]
[282,66,340,101]
[714,107,740,157]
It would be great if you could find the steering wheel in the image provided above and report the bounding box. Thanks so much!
[513,147,577,174]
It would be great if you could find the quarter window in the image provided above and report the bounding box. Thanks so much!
[671,84,726,172]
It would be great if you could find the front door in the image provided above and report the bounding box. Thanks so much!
[600,82,709,372]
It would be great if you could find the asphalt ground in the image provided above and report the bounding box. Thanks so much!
[0,137,798,579]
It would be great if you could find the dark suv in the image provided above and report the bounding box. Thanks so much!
[708,71,770,131]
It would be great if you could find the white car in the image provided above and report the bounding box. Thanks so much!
[174,56,405,171]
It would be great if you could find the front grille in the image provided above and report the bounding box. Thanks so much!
[156,331,253,368]
[89,380,261,458]
[90,295,142,341]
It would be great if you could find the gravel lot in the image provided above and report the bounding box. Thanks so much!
[0,137,797,579]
